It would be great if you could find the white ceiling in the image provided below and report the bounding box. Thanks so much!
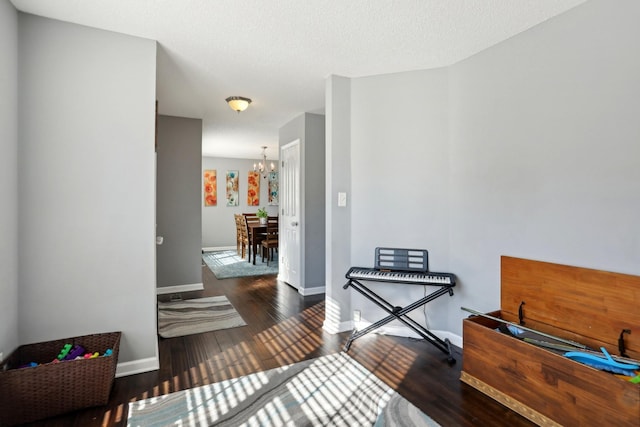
[11,0,588,160]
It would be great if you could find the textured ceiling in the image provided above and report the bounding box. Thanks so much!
[11,0,588,159]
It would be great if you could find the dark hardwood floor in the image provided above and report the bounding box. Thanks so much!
[25,264,534,426]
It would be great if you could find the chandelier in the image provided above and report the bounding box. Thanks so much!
[254,146,275,179]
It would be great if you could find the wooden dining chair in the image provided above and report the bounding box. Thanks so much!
[261,217,279,265]
[243,213,265,263]
[234,214,245,258]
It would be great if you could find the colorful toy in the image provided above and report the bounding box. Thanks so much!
[83,352,99,359]
[102,349,113,357]
[64,345,86,361]
[57,343,72,360]
[19,362,37,368]
[564,347,640,377]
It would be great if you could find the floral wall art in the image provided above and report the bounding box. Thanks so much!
[203,169,217,206]
[226,170,239,206]
[268,171,279,205]
[247,171,260,206]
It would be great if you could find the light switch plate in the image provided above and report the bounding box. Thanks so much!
[338,192,347,207]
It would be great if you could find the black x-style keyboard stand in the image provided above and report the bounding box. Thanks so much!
[343,277,456,365]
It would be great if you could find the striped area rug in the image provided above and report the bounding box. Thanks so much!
[127,352,440,427]
[157,296,247,338]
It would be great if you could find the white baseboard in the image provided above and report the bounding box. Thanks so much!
[202,246,235,252]
[322,319,353,334]
[156,283,204,295]
[353,322,463,348]
[116,356,159,377]
[298,285,325,296]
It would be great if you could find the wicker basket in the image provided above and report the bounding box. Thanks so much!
[0,331,121,426]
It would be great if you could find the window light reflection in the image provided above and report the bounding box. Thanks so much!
[127,300,425,426]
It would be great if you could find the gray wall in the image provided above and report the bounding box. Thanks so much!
[17,14,158,371]
[324,76,352,332]
[446,0,640,334]
[156,115,203,288]
[201,157,278,248]
[0,1,19,359]
[349,68,451,333]
[279,113,326,292]
[327,0,640,339]
[302,114,326,289]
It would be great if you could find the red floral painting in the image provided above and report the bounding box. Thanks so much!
[247,171,260,206]
[203,169,217,206]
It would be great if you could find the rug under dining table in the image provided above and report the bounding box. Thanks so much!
[202,250,278,279]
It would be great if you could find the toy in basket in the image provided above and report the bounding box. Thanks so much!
[0,331,121,426]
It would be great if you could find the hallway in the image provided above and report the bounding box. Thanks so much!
[28,266,533,426]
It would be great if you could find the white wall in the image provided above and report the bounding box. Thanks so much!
[0,1,19,359]
[328,0,640,340]
[18,14,158,371]
[202,157,278,248]
[324,76,352,333]
[447,0,640,335]
[348,68,451,331]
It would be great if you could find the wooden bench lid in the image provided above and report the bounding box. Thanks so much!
[500,256,639,359]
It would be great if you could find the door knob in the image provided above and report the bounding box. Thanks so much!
[291,221,299,226]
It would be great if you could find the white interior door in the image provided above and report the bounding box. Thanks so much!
[279,139,301,289]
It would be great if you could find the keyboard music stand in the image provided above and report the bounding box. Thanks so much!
[343,248,456,364]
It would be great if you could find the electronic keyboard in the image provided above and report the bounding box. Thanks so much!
[346,267,456,286]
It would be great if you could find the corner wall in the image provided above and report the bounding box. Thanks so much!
[18,14,158,372]
[324,76,352,333]
[446,0,640,335]
[348,68,451,332]
[0,1,19,359]
[326,0,640,340]
[302,113,326,289]
[156,115,202,289]
[279,113,326,294]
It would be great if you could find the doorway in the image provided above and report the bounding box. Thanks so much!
[279,139,302,290]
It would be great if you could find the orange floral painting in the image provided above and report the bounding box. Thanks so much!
[203,169,217,206]
[247,171,260,206]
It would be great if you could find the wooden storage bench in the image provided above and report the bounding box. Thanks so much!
[461,256,639,426]
[0,331,121,426]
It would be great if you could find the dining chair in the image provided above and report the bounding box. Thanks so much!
[234,214,245,258]
[243,213,265,263]
[261,217,279,265]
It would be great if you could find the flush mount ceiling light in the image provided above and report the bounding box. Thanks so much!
[225,96,252,113]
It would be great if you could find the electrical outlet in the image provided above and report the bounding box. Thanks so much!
[353,310,361,322]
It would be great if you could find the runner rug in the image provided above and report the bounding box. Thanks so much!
[202,250,278,279]
[127,352,439,427]
[157,296,246,338]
